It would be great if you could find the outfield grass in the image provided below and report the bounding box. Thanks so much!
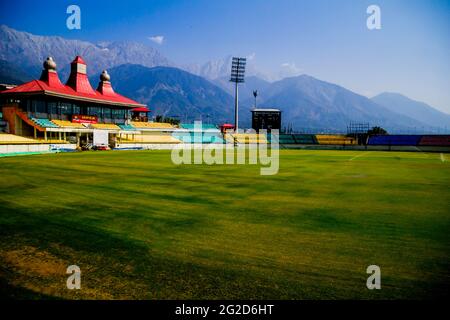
[0,150,449,299]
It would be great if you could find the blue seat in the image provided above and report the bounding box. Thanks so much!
[119,124,136,131]
[368,135,422,146]
[180,123,218,131]
[173,132,224,144]
[32,118,59,128]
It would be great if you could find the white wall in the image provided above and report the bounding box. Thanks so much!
[0,144,77,154]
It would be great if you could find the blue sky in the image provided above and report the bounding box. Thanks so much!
[1,0,449,113]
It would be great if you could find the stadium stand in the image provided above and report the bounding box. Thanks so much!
[131,122,175,129]
[367,135,422,146]
[419,135,450,146]
[173,132,224,144]
[226,133,268,144]
[121,132,181,143]
[51,120,86,129]
[31,118,59,128]
[267,133,318,144]
[293,134,317,144]
[315,135,357,145]
[119,124,136,131]
[91,123,120,130]
[0,133,41,144]
[276,134,296,144]
[180,123,218,130]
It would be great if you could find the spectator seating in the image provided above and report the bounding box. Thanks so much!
[31,118,59,128]
[367,135,422,146]
[131,122,175,129]
[418,135,450,146]
[173,132,224,144]
[226,133,267,144]
[180,123,218,131]
[316,135,357,145]
[0,133,41,144]
[51,120,86,128]
[276,134,296,144]
[122,132,181,143]
[119,124,136,131]
[266,133,317,144]
[292,134,317,144]
[91,123,120,130]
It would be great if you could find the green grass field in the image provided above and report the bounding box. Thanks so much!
[0,150,449,299]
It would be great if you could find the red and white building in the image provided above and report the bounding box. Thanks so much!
[0,56,149,146]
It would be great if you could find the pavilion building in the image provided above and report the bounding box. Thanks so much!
[0,56,150,146]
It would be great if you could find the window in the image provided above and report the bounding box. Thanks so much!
[32,100,46,114]
[112,108,125,119]
[48,101,58,115]
[88,106,101,116]
[19,99,28,112]
[102,107,112,119]
[73,104,81,115]
[60,102,72,115]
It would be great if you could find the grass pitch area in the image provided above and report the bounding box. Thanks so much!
[0,150,449,299]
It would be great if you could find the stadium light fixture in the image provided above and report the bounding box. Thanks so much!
[230,57,246,132]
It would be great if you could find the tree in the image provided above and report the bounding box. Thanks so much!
[154,115,180,125]
[368,126,388,135]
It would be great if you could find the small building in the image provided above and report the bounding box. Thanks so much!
[219,123,235,133]
[251,108,281,132]
[131,107,150,122]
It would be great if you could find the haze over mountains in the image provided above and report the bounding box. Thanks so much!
[185,54,269,81]
[372,93,450,130]
[0,59,32,85]
[0,25,170,79]
[1,25,449,132]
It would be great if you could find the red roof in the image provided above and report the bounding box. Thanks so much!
[132,107,150,112]
[72,55,86,64]
[221,124,235,128]
[0,56,146,108]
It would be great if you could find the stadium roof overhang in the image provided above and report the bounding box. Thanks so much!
[0,89,145,109]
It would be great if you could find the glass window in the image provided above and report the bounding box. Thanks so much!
[32,100,46,114]
[48,101,58,115]
[60,102,72,115]
[73,104,81,115]
[88,106,101,116]
[102,107,112,119]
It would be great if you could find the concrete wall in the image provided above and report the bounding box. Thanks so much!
[115,143,180,150]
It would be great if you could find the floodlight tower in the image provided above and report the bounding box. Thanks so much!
[230,57,246,132]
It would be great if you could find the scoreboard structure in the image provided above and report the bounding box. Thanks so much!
[251,108,281,132]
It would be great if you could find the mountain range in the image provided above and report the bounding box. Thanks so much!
[1,25,449,132]
[0,24,170,80]
[100,64,234,124]
[372,92,450,130]
[0,59,32,84]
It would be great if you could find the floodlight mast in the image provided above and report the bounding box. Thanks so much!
[230,57,246,133]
